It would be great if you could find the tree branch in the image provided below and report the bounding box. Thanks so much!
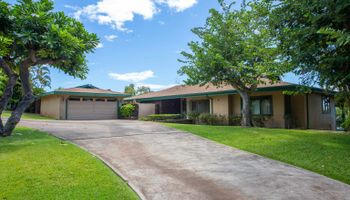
[29,49,37,63]
[3,62,35,136]
[35,58,66,66]
[0,59,19,135]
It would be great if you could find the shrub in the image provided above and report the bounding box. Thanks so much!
[198,113,227,125]
[140,114,182,121]
[228,115,270,127]
[342,113,350,131]
[229,116,241,126]
[252,116,271,127]
[120,104,136,118]
[187,112,200,120]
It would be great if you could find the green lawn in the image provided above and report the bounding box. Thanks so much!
[165,123,350,185]
[2,111,54,120]
[0,127,139,200]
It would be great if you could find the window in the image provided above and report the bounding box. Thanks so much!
[95,98,106,102]
[69,97,80,101]
[83,97,93,101]
[106,98,117,102]
[249,96,272,115]
[191,100,210,113]
[322,96,331,113]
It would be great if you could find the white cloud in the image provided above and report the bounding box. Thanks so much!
[64,5,80,10]
[74,0,197,31]
[104,34,118,41]
[108,70,155,82]
[160,0,198,12]
[96,43,104,48]
[136,83,176,90]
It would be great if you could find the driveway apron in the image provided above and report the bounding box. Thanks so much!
[20,120,350,200]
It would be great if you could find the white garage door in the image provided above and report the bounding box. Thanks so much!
[67,100,118,120]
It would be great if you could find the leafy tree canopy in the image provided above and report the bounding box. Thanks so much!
[0,0,99,136]
[136,86,151,95]
[270,0,350,94]
[124,84,136,96]
[178,0,287,126]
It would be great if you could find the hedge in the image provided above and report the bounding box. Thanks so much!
[140,114,182,121]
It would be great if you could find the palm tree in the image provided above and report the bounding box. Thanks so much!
[30,66,51,89]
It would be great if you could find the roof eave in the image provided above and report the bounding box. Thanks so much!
[130,85,336,102]
[41,91,130,98]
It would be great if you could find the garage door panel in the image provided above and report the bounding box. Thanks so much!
[67,100,117,120]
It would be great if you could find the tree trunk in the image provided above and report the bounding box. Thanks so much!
[238,90,252,127]
[341,104,345,123]
[2,64,35,136]
[0,60,19,136]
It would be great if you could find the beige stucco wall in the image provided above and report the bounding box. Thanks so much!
[251,91,285,128]
[212,95,229,116]
[179,90,336,130]
[228,91,285,128]
[308,93,336,130]
[290,95,307,129]
[138,103,156,117]
[231,94,241,116]
[40,95,62,119]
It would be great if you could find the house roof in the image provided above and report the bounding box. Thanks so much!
[127,81,329,102]
[42,84,130,97]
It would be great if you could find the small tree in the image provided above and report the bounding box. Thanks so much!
[136,86,151,95]
[124,84,136,96]
[120,104,135,119]
[0,0,98,136]
[178,0,286,127]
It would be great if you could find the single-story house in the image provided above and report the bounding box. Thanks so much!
[40,84,129,120]
[128,81,336,130]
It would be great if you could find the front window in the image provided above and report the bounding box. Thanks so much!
[250,96,272,115]
[191,100,210,113]
[322,96,331,113]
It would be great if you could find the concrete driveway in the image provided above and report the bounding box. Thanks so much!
[20,119,350,200]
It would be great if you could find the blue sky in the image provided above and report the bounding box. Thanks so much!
[7,0,298,92]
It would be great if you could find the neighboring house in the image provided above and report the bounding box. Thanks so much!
[40,84,129,120]
[128,81,336,130]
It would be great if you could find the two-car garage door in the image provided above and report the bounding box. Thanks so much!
[67,99,118,120]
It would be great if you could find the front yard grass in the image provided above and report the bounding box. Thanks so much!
[0,127,139,200]
[2,111,53,120]
[165,123,350,185]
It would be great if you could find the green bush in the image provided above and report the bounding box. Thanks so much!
[229,116,242,126]
[198,113,227,125]
[140,114,182,121]
[187,112,200,120]
[228,115,271,127]
[252,116,271,127]
[120,104,136,118]
[342,114,350,131]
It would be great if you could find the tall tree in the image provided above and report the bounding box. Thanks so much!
[136,86,151,95]
[124,84,136,96]
[31,65,51,89]
[0,0,98,136]
[178,0,286,127]
[270,0,350,101]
